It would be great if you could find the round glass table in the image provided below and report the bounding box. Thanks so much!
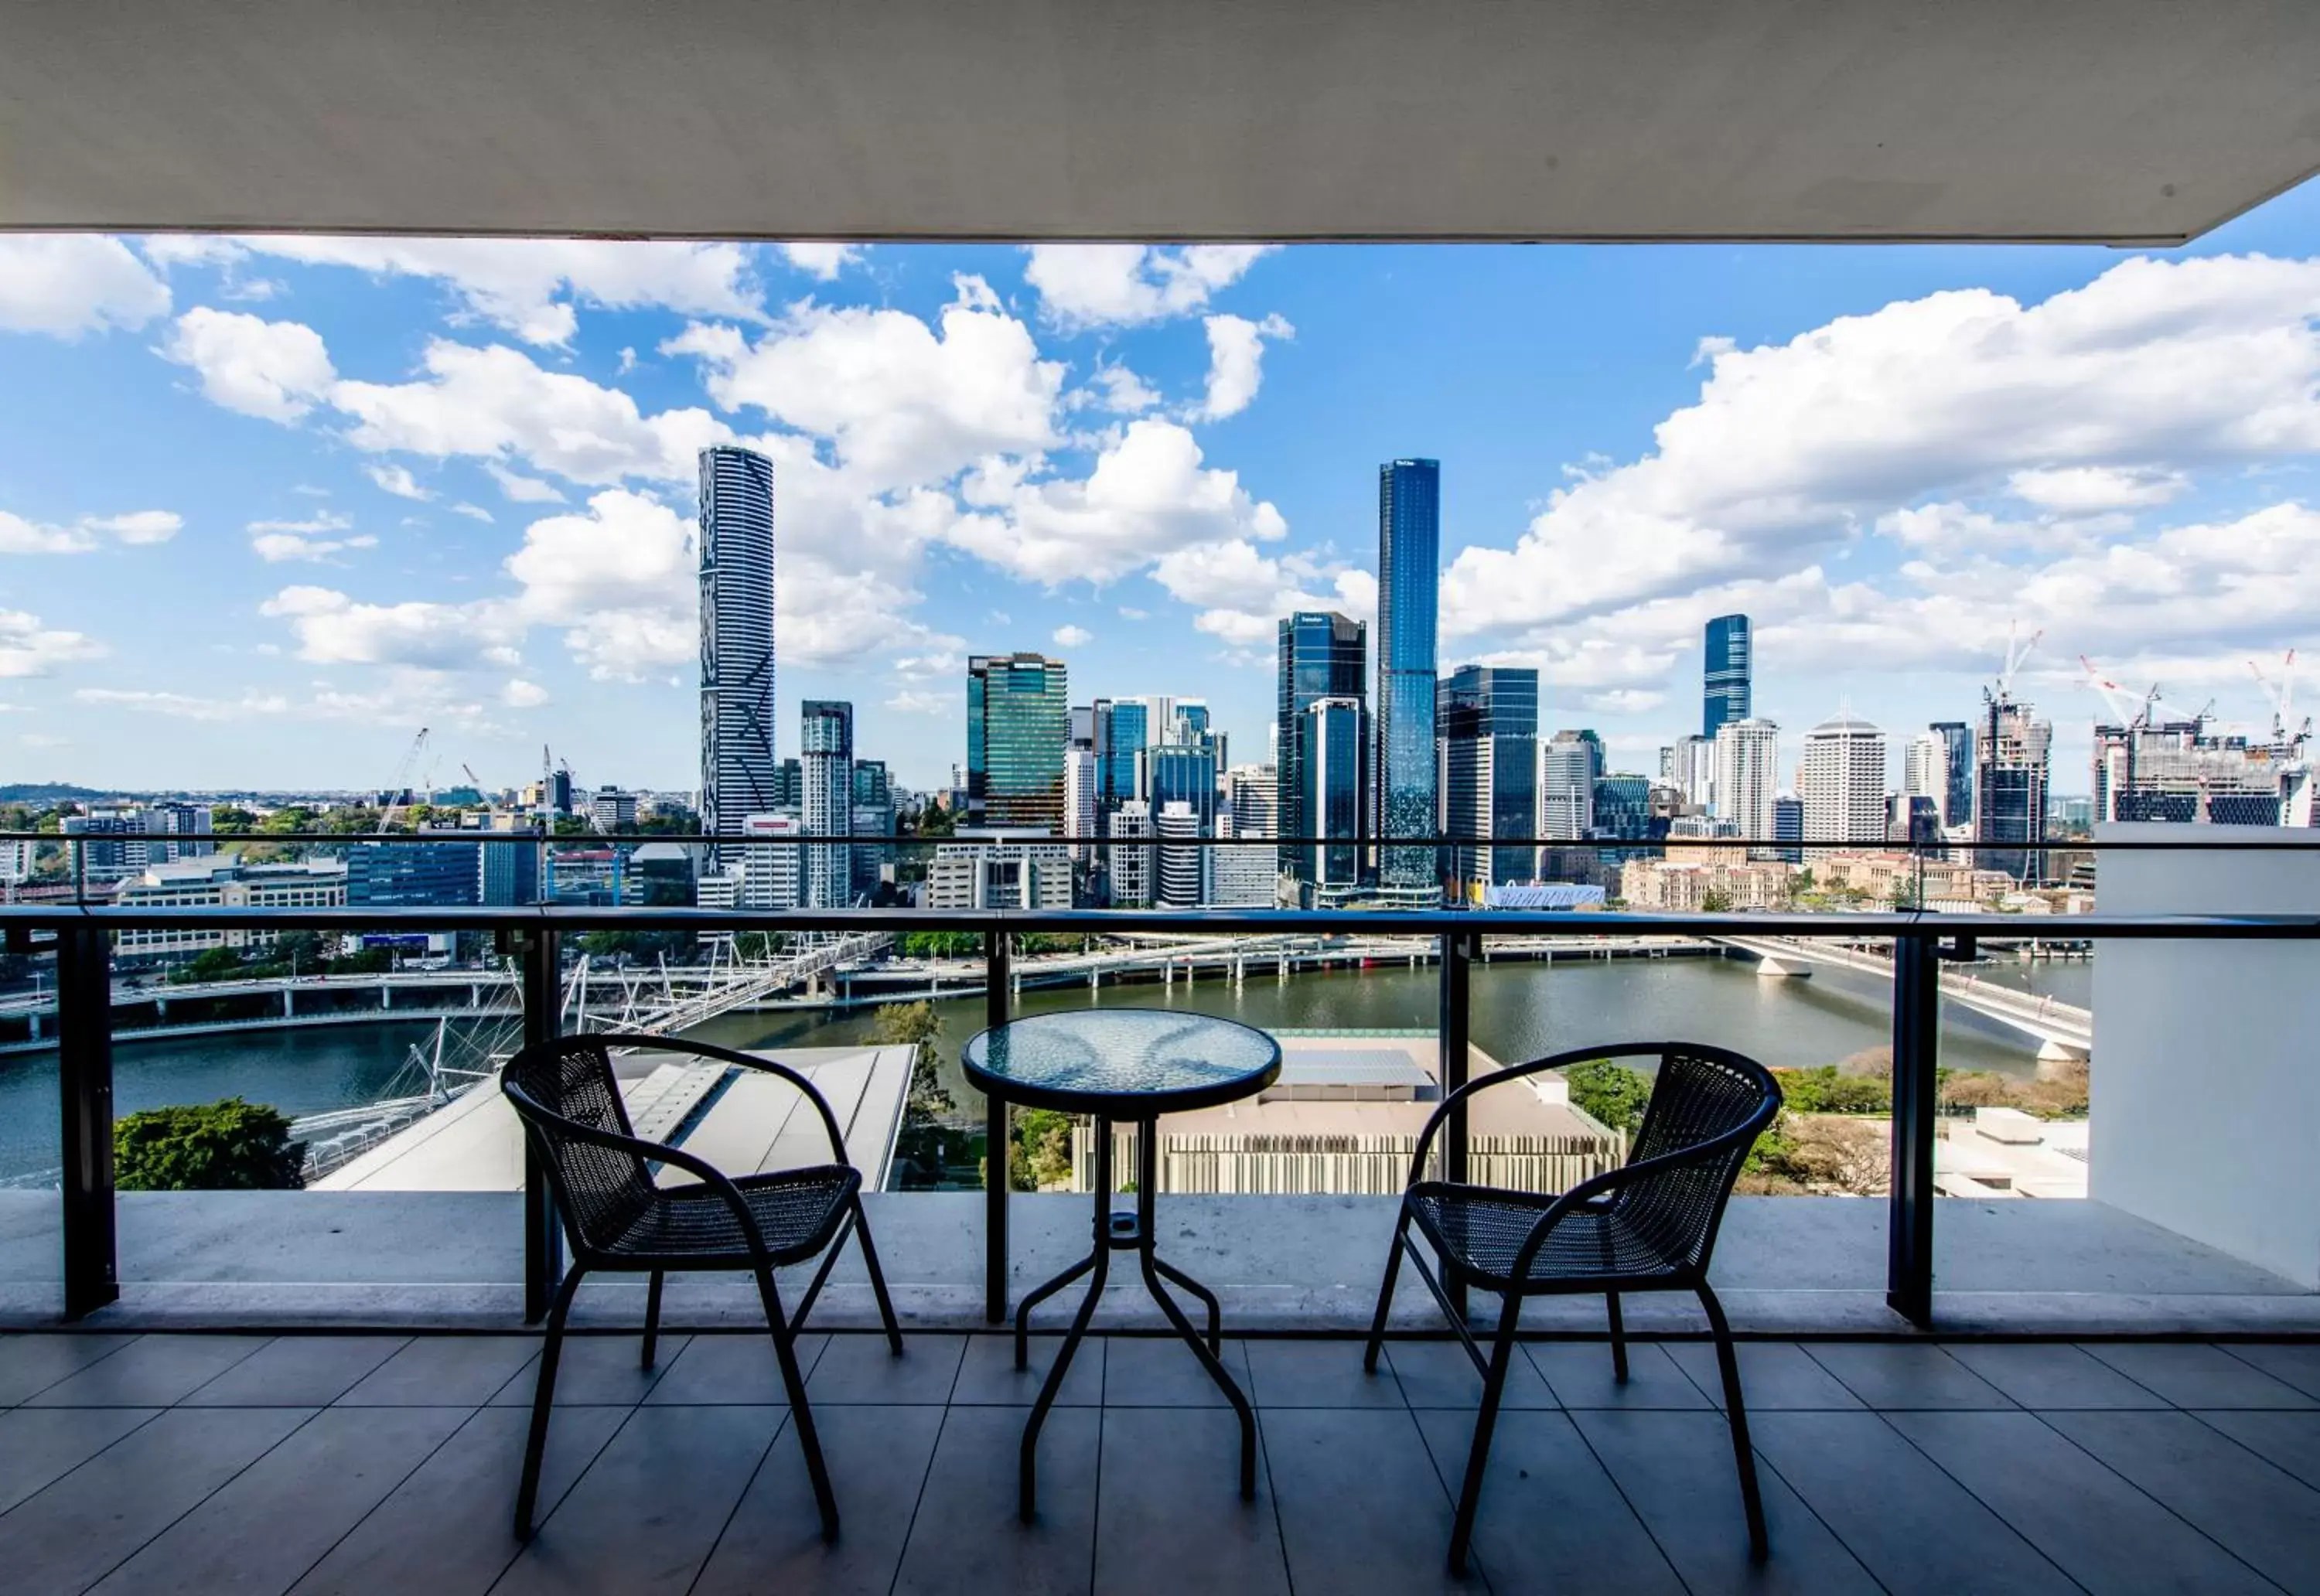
[963,1008,1281,1519]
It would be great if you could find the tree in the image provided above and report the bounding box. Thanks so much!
[872,1000,954,1118]
[1700,887,1734,912]
[172,946,248,985]
[907,803,957,840]
[900,930,982,959]
[1012,1108,1077,1190]
[114,1098,305,1190]
[1562,1059,1653,1137]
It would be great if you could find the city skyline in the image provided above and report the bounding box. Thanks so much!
[12,204,2320,793]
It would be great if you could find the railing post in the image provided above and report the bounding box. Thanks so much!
[56,923,119,1319]
[1888,930,1939,1327]
[985,927,1012,1324]
[1438,927,1475,1319]
[516,925,564,1322]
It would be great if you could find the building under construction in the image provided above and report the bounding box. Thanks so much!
[2092,718,2313,827]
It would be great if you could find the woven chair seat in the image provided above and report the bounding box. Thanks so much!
[606,1165,860,1267]
[1408,1184,1683,1287]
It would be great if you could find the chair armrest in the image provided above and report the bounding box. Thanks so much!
[1404,1042,1670,1190]
[582,1032,854,1165]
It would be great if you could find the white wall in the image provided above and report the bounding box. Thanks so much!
[2090,823,2320,1287]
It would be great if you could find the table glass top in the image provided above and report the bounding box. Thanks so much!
[964,1009,1280,1101]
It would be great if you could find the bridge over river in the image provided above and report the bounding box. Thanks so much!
[1714,936,2093,1061]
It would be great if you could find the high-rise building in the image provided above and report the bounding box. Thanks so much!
[1277,610,1366,882]
[1932,721,1976,832]
[1302,695,1367,893]
[1592,775,1653,842]
[1208,815,1278,907]
[1226,763,1278,840]
[1155,800,1205,908]
[1703,613,1752,738]
[1106,800,1154,907]
[1712,718,1781,844]
[850,759,894,899]
[1438,666,1540,895]
[2091,715,2285,826]
[1772,793,1804,862]
[1798,711,1888,843]
[1540,729,1603,841]
[698,444,778,861]
[1672,733,1717,812]
[924,830,1073,909]
[1091,697,1149,813]
[1975,691,2052,881]
[799,700,854,907]
[1902,732,1946,825]
[1061,744,1099,862]
[1145,742,1218,830]
[967,653,1068,831]
[1375,459,1441,893]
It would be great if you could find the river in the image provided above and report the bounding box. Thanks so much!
[0,948,2084,1185]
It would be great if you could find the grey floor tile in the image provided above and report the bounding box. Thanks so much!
[950,1333,1104,1407]
[180,1337,410,1408]
[1100,1334,1253,1407]
[1093,1405,1287,1596]
[1888,1409,2275,1595]
[694,1404,942,1596]
[1803,1342,2015,1410]
[644,1330,828,1405]
[1571,1409,1880,1596]
[1747,1411,2075,1595]
[2045,1409,2320,1595]
[2193,1410,2320,1492]
[1261,1407,1469,1596]
[0,1406,157,1514]
[486,1331,688,1408]
[1244,1337,1404,1409]
[2086,1343,2318,1409]
[1414,1407,1684,1594]
[806,1332,962,1404]
[87,1404,468,1596]
[2221,1343,2320,1401]
[335,1336,538,1407]
[892,1404,1099,1596]
[1529,1341,1711,1409]
[24,1335,271,1408]
[1387,1337,1556,1410]
[1663,1341,1864,1410]
[289,1406,626,1596]
[0,1407,310,1595]
[0,1333,140,1406]
[1945,1343,2173,1410]
[494,1404,783,1596]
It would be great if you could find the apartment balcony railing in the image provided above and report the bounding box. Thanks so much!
[2,828,2317,1335]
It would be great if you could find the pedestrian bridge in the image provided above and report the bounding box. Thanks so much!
[1715,936,2093,1061]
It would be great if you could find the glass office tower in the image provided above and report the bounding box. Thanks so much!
[1276,611,1367,883]
[967,653,1069,832]
[1376,459,1441,896]
[1703,612,1752,738]
[1932,721,1976,831]
[1091,698,1149,813]
[1303,697,1368,891]
[698,444,778,864]
[1438,666,1540,897]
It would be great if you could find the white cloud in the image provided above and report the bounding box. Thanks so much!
[486,463,567,503]
[1084,363,1160,414]
[1022,244,1273,328]
[364,463,435,501]
[0,237,170,337]
[260,585,505,670]
[1154,541,1376,648]
[885,690,950,715]
[159,308,336,421]
[84,510,182,545]
[503,489,694,678]
[219,237,766,344]
[1052,624,1093,647]
[76,687,290,721]
[0,610,104,677]
[2004,465,2189,513]
[946,418,1287,585]
[502,678,550,708]
[251,530,378,563]
[1192,313,1292,421]
[778,243,865,280]
[2,508,183,554]
[452,503,495,523]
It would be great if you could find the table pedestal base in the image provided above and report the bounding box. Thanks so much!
[1015,1113,1257,1520]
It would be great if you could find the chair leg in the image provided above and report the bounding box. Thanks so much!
[1606,1289,1629,1383]
[1697,1282,1769,1561]
[640,1270,664,1370]
[1448,1289,1526,1575]
[754,1262,840,1543]
[513,1266,584,1540]
[853,1197,905,1356]
[1363,1208,1411,1374]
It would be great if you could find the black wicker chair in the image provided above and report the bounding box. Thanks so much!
[1363,1042,1783,1574]
[500,1032,903,1542]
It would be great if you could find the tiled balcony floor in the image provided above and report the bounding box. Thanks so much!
[3,1330,2318,1594]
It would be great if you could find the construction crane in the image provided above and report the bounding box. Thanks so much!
[2250,650,2308,745]
[2079,656,2158,728]
[1994,622,2044,699]
[380,727,431,828]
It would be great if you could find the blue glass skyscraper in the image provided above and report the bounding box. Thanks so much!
[1276,610,1367,884]
[1377,459,1441,897]
[1703,613,1752,738]
[1438,666,1538,896]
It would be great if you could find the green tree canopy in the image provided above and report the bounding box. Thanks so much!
[114,1098,305,1190]
[1561,1059,1653,1137]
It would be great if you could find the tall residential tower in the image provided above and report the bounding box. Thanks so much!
[698,445,779,860]
[1376,459,1441,897]
[799,700,854,907]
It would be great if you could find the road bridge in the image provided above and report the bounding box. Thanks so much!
[1716,936,2093,1060]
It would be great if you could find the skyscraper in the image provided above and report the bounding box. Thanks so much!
[1226,763,1278,839]
[1438,666,1540,895]
[1376,459,1441,895]
[1276,610,1366,882]
[1932,721,1975,831]
[967,653,1068,832]
[1903,732,1946,824]
[698,445,778,862]
[1976,692,2052,881]
[1302,696,1368,892]
[1540,728,1604,841]
[1703,613,1752,738]
[850,759,893,899]
[799,700,853,907]
[1798,711,1888,843]
[1090,698,1149,813]
[1062,744,1098,861]
[1713,718,1781,844]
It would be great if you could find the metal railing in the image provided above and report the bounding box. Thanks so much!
[5,868,2318,1329]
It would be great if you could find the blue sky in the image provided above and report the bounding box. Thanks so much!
[9,186,2320,796]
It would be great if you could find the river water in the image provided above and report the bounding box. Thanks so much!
[0,948,2091,1185]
